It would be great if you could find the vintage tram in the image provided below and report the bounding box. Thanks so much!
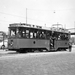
[8,23,70,52]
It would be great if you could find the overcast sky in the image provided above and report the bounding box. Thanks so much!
[0,0,75,32]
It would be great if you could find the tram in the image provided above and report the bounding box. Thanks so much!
[8,23,70,52]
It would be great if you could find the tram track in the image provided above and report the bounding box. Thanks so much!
[0,49,72,58]
[0,47,74,58]
[0,48,75,75]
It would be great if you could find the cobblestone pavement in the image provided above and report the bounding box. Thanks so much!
[0,48,75,75]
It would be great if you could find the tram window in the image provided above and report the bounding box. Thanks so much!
[30,32,33,38]
[16,28,22,37]
[10,29,16,37]
[36,31,39,39]
[57,33,69,40]
[34,32,37,38]
[39,31,42,39]
[52,32,61,40]
[58,35,61,40]
[19,28,26,38]
[37,30,46,39]
[22,30,26,38]
[26,30,29,38]
[41,32,45,39]
[30,29,37,39]
[41,31,46,39]
[65,34,69,40]
[46,31,50,39]
[36,30,42,39]
[17,28,30,38]
[26,30,29,33]
[63,34,69,40]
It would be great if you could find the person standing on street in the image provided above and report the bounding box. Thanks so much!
[69,42,72,52]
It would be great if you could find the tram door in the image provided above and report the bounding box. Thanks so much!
[50,38,55,49]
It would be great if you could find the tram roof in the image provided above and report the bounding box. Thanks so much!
[9,23,70,33]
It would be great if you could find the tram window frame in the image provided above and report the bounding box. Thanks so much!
[50,31,68,40]
[9,27,17,37]
[18,27,25,38]
[65,33,69,40]
[54,32,60,40]
[61,33,69,40]
[30,31,33,39]
[33,29,51,39]
[9,26,70,40]
[30,28,36,39]
[41,30,46,39]
[46,31,51,39]
[25,29,30,38]
[16,27,30,38]
[33,29,37,39]
[36,29,41,39]
[34,29,46,39]
[29,28,40,39]
[29,28,47,39]
[55,32,69,40]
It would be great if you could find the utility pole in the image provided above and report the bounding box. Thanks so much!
[26,8,27,24]
[74,21,75,44]
[74,21,75,32]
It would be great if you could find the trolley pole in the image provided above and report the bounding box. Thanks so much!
[26,8,27,24]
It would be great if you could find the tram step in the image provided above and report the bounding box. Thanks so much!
[50,48,56,51]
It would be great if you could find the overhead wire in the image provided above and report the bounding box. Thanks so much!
[0,8,75,24]
[0,10,53,22]
[0,11,48,23]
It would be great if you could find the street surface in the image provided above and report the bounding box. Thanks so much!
[0,47,75,75]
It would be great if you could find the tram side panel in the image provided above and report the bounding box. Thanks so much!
[8,38,19,50]
[54,40,69,50]
[8,38,50,51]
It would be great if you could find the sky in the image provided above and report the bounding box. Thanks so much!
[0,0,75,32]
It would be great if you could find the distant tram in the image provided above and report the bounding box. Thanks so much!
[8,23,70,52]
